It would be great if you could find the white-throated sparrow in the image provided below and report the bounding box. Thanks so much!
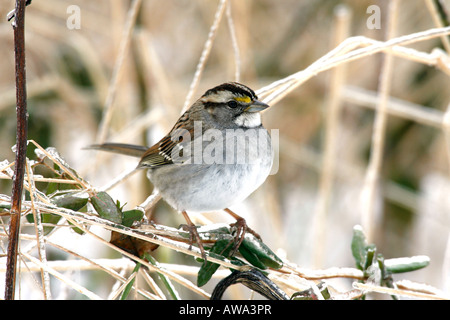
[90,82,273,259]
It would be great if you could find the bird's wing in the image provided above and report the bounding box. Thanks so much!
[138,126,194,168]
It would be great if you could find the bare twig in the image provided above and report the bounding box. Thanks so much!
[312,4,351,268]
[21,252,102,300]
[342,85,446,128]
[25,160,51,299]
[5,0,28,301]
[96,0,143,143]
[426,0,450,52]
[361,0,399,242]
[257,26,450,106]
[182,0,228,113]
[354,282,450,300]
[226,1,241,82]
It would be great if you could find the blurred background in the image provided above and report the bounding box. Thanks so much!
[0,0,449,299]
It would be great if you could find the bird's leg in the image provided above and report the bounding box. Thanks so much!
[181,211,207,261]
[224,208,261,255]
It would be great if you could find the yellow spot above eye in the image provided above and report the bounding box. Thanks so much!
[234,96,252,104]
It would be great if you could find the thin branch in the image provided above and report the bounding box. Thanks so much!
[361,0,399,242]
[226,1,241,82]
[257,26,450,106]
[342,85,445,128]
[96,0,142,143]
[21,252,102,300]
[25,160,51,299]
[312,4,351,268]
[426,0,450,52]
[5,0,28,301]
[182,0,228,113]
[354,282,450,300]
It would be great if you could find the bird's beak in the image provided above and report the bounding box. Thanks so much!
[244,100,270,113]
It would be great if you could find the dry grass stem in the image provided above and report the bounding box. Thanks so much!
[226,1,241,82]
[354,282,450,300]
[21,252,102,300]
[182,0,228,113]
[96,0,143,144]
[25,160,51,299]
[361,0,399,242]
[425,0,450,53]
[312,4,351,268]
[257,26,450,105]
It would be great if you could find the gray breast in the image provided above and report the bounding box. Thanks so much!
[147,127,272,212]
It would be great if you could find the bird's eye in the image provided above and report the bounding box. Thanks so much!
[227,100,238,108]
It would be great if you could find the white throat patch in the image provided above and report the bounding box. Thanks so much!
[234,112,262,128]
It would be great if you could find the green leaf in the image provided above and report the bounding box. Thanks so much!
[26,212,63,235]
[363,245,376,272]
[38,192,89,234]
[120,262,141,300]
[351,225,368,270]
[142,253,180,300]
[238,244,266,270]
[45,180,78,195]
[239,234,283,269]
[51,192,89,211]
[197,239,234,287]
[121,209,144,227]
[90,191,122,224]
[0,203,11,210]
[68,220,85,235]
[384,255,430,274]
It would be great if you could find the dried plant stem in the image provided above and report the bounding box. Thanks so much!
[182,0,228,113]
[0,175,84,185]
[134,30,178,121]
[361,0,399,242]
[50,241,158,300]
[109,270,138,300]
[226,1,241,82]
[25,160,51,299]
[312,4,351,268]
[140,268,170,300]
[29,140,90,189]
[21,252,102,300]
[425,0,450,52]
[96,0,142,143]
[99,166,139,192]
[342,85,446,128]
[5,0,28,301]
[442,101,450,290]
[257,26,450,106]
[37,203,213,298]
[137,190,162,216]
[0,256,231,279]
[353,282,450,300]
[443,102,450,172]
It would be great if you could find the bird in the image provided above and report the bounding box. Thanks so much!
[89,82,273,260]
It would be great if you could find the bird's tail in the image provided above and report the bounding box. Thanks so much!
[85,143,148,158]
